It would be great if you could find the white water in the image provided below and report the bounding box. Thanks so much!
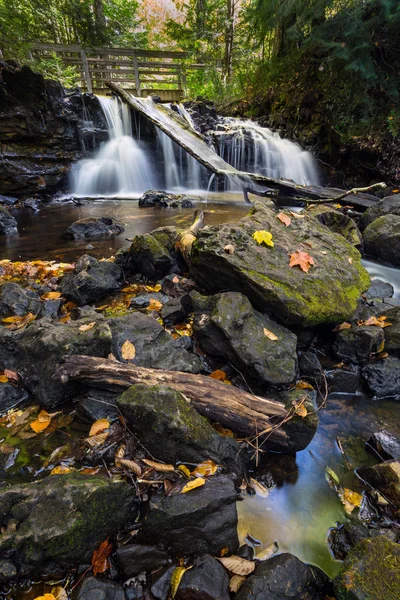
[156,128,204,192]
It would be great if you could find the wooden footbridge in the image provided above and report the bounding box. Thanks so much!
[28,43,209,101]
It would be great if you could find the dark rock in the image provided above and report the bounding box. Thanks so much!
[38,298,62,319]
[140,474,238,557]
[75,390,119,423]
[326,365,360,394]
[116,544,169,578]
[235,553,330,600]
[192,291,297,386]
[64,217,125,239]
[138,190,193,208]
[77,576,125,600]
[60,255,123,305]
[160,297,189,325]
[334,536,400,600]
[182,100,218,134]
[367,430,400,461]
[190,201,370,327]
[175,554,230,600]
[382,307,400,356]
[0,317,111,408]
[0,383,28,415]
[363,215,400,266]
[237,544,255,560]
[117,385,244,470]
[151,565,175,600]
[161,274,196,298]
[360,194,400,230]
[0,206,17,235]
[356,460,400,506]
[328,523,400,561]
[276,389,319,452]
[333,325,384,363]
[108,313,202,373]
[130,292,169,309]
[298,351,323,381]
[0,282,41,316]
[70,305,100,321]
[312,206,362,246]
[0,194,18,206]
[116,232,174,279]
[124,581,145,600]
[364,279,394,300]
[361,357,400,399]
[0,473,137,572]
[0,558,18,582]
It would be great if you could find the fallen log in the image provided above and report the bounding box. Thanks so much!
[56,355,316,452]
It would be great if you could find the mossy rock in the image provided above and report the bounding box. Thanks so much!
[310,205,362,246]
[359,194,400,231]
[190,201,369,327]
[334,536,400,600]
[363,215,400,267]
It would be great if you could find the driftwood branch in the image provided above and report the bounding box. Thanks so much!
[303,182,387,205]
[176,209,204,263]
[56,355,311,452]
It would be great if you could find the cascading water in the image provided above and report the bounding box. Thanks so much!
[156,128,205,192]
[70,97,156,197]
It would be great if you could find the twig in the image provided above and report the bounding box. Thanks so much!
[304,182,387,205]
[336,436,352,470]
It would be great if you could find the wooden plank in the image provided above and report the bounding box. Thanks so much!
[80,49,92,93]
[133,54,141,97]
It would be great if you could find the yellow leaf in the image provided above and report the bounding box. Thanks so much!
[209,369,227,381]
[212,423,234,437]
[148,298,163,311]
[192,460,218,478]
[220,547,229,556]
[218,556,255,576]
[256,541,279,561]
[293,402,308,418]
[170,566,193,599]
[42,291,62,300]
[121,339,136,360]
[181,477,206,493]
[263,327,278,341]
[89,419,110,437]
[0,374,8,383]
[142,459,175,472]
[50,465,72,475]
[339,488,363,515]
[252,230,274,247]
[177,464,191,478]
[79,321,96,332]
[30,410,52,433]
[2,315,23,323]
[33,595,57,600]
[295,381,314,390]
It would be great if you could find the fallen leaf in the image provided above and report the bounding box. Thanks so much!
[210,370,227,381]
[4,369,18,382]
[292,399,308,418]
[177,464,191,477]
[119,458,142,476]
[277,212,291,227]
[333,322,352,332]
[252,230,274,247]
[115,444,126,468]
[229,575,246,593]
[50,465,72,475]
[373,351,389,360]
[42,291,62,300]
[220,547,229,556]
[79,321,96,332]
[361,316,392,328]
[142,459,175,472]
[89,419,110,437]
[30,410,52,433]
[148,298,163,311]
[121,339,136,360]
[256,541,279,561]
[325,466,341,490]
[33,595,57,600]
[289,251,314,273]
[289,211,305,219]
[192,460,218,477]
[339,488,363,515]
[181,477,206,493]
[50,586,68,600]
[224,244,235,254]
[92,538,113,576]
[263,327,278,341]
[84,431,109,447]
[0,374,8,383]
[295,381,314,390]
[348,257,353,264]
[212,423,234,437]
[218,555,255,576]
[248,478,270,498]
[172,276,180,283]
[171,566,193,599]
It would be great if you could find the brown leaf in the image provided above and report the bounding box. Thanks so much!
[120,458,142,476]
[289,211,305,219]
[114,444,126,468]
[89,419,110,437]
[148,298,163,311]
[209,370,227,381]
[212,423,235,437]
[91,538,113,576]
[121,340,136,360]
[192,460,218,478]
[42,291,62,300]
[263,327,278,341]
[229,575,246,593]
[333,322,352,332]
[142,458,175,472]
[277,212,291,227]
[181,477,206,493]
[50,465,72,475]
[84,431,109,447]
[289,251,315,273]
[218,556,255,576]
[292,398,308,418]
[4,369,18,382]
[79,321,96,332]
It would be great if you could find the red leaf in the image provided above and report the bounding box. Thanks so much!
[91,539,112,576]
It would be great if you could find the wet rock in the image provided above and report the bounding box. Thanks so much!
[0,282,41,316]
[237,544,255,560]
[130,292,169,309]
[161,296,190,325]
[116,544,169,578]
[161,274,196,298]
[363,215,400,266]
[0,194,18,206]
[329,523,400,561]
[333,325,384,363]
[138,190,193,208]
[312,206,362,246]
[356,460,400,506]
[77,576,126,600]
[382,307,400,356]
[70,305,100,321]
[60,255,123,305]
[0,317,111,407]
[298,351,323,383]
[182,100,218,134]
[0,383,28,414]
[367,430,400,461]
[190,201,370,327]
[235,553,330,600]
[75,390,119,423]
[0,558,18,582]
[0,206,17,235]
[151,565,175,600]
[38,298,62,319]
[108,313,202,373]
[175,554,230,600]
[359,194,400,230]
[64,217,125,239]
[334,536,400,600]
[277,389,319,452]
[361,357,400,399]
[192,291,297,386]
[140,474,238,557]
[326,365,360,394]
[116,233,173,279]
[0,473,137,572]
[364,279,394,300]
[117,384,243,469]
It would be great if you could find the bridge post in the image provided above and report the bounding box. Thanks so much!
[80,49,93,93]
[133,54,141,97]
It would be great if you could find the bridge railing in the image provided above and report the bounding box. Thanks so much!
[27,43,209,101]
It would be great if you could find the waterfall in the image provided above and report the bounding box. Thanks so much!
[70,97,156,197]
[156,128,205,192]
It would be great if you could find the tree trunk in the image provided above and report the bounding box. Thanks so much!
[93,0,106,34]
[223,0,235,82]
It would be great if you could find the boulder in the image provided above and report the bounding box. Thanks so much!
[108,313,202,373]
[75,390,119,423]
[116,544,169,578]
[382,307,400,356]
[140,474,238,557]
[0,474,137,572]
[63,217,125,239]
[326,365,360,394]
[329,523,400,561]
[359,194,400,230]
[190,201,370,327]
[176,554,230,600]
[129,292,169,309]
[363,215,400,266]
[364,279,394,300]
[0,282,41,316]
[192,291,297,387]
[235,553,330,600]
[39,297,62,319]
[0,317,112,408]
[138,189,193,208]
[161,297,189,325]
[0,383,28,415]
[311,206,362,246]
[161,274,196,298]
[117,385,243,470]
[361,357,400,399]
[356,460,400,506]
[60,255,123,305]
[116,229,177,279]
[333,325,384,363]
[334,536,400,600]
[0,206,17,235]
[367,430,400,461]
[0,558,18,582]
[77,576,126,600]
[151,566,176,600]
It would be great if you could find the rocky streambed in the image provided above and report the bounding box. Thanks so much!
[0,195,399,600]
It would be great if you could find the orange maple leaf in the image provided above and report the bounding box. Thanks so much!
[91,539,113,576]
[277,212,291,227]
[289,251,315,273]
